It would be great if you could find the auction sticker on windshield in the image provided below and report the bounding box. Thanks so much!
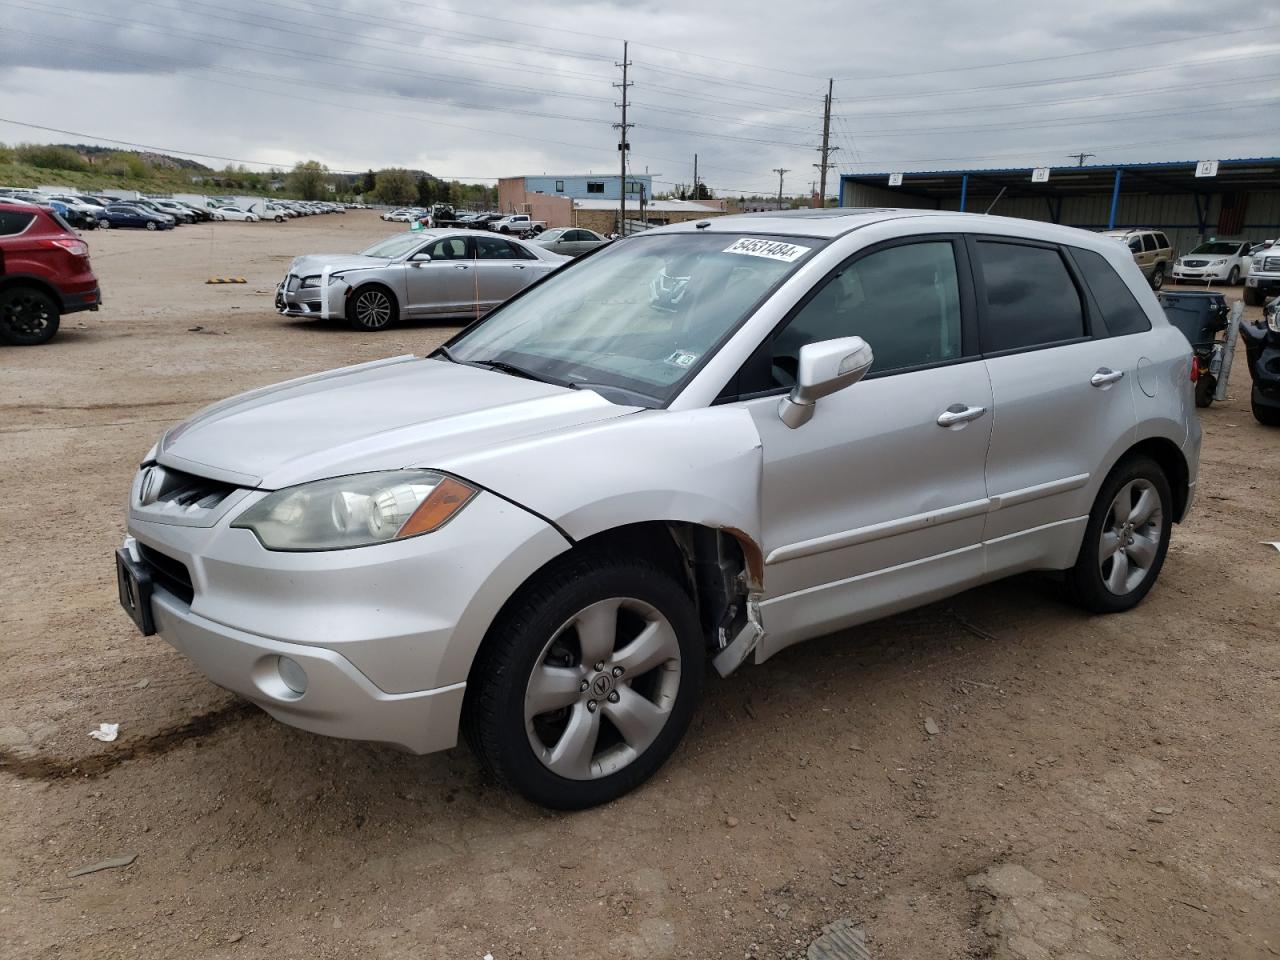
[723,238,812,262]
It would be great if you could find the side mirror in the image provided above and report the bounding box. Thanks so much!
[777,336,874,429]
[411,253,432,263]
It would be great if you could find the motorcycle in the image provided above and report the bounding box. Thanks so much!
[1157,290,1231,408]
[1240,294,1280,426]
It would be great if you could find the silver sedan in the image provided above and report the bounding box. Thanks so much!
[531,227,610,257]
[276,229,568,330]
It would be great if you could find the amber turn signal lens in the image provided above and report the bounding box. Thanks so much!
[397,477,478,537]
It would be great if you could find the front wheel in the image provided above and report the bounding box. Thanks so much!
[98,219,110,229]
[346,286,395,331]
[0,285,61,345]
[464,552,705,809]
[1227,266,1240,285]
[1066,456,1172,614]
[1253,386,1280,426]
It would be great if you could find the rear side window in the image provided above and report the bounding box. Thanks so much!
[1141,234,1158,252]
[973,241,1085,353]
[1155,233,1170,250]
[0,210,35,235]
[1070,247,1152,336]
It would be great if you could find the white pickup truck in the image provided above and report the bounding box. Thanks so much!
[492,214,546,235]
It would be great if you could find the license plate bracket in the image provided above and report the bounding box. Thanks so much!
[115,548,156,636]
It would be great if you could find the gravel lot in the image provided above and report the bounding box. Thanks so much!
[1,211,1278,959]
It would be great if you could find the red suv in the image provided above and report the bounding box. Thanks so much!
[0,201,101,345]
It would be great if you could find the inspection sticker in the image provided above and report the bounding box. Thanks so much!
[723,238,812,262]
[665,350,699,368]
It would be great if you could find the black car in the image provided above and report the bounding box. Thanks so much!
[1241,297,1280,426]
[98,204,174,230]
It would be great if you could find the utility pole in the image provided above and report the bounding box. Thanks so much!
[773,167,789,210]
[613,41,633,236]
[1067,152,1095,167]
[692,153,698,200]
[813,78,837,208]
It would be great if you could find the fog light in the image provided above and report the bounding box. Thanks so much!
[277,656,308,695]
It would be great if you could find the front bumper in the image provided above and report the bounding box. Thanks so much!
[1246,275,1280,296]
[275,279,341,318]
[123,487,571,752]
[1172,265,1230,282]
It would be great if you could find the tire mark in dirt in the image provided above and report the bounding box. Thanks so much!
[0,702,254,781]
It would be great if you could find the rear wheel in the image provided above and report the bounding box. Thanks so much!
[346,286,395,331]
[1253,386,1280,426]
[464,551,704,809]
[0,285,60,345]
[98,219,110,229]
[1150,265,1165,290]
[145,221,157,231]
[1194,373,1216,408]
[1066,456,1172,614]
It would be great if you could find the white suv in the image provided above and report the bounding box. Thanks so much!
[117,210,1200,808]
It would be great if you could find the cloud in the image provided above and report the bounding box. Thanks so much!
[1,0,1278,196]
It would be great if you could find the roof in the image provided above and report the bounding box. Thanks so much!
[840,157,1280,202]
[507,173,654,180]
[573,198,720,213]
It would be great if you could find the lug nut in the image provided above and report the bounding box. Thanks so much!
[607,691,620,703]
[587,700,598,712]
[611,666,624,677]
[593,661,605,672]
[579,679,590,692]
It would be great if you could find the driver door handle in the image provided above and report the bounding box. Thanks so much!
[936,403,988,427]
[1090,367,1125,387]
[454,264,470,270]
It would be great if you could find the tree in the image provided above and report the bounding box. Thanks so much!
[287,160,329,200]
[362,169,377,194]
[374,168,416,206]
[693,182,714,201]
[416,174,437,207]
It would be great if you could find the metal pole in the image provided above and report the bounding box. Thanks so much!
[1107,168,1123,230]
[818,78,833,207]
[958,173,968,213]
[1215,300,1243,402]
[693,153,698,200]
[614,41,632,236]
[773,167,789,210]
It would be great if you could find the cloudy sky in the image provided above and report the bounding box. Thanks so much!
[1,0,1278,196]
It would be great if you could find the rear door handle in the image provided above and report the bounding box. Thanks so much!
[513,264,527,269]
[936,403,988,428]
[1090,367,1125,387]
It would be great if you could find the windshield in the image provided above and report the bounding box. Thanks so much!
[1189,242,1239,255]
[539,228,567,241]
[447,232,823,406]
[360,233,425,259]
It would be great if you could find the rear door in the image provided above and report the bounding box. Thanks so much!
[473,235,537,308]
[970,236,1137,574]
[403,235,473,316]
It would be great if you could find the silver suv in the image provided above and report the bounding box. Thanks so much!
[118,210,1200,808]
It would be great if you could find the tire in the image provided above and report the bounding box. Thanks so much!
[1252,386,1280,426]
[145,221,157,231]
[0,285,61,346]
[1244,286,1262,306]
[1066,455,1173,614]
[98,219,110,229]
[1149,265,1165,291]
[346,285,396,331]
[275,215,284,222]
[1227,266,1240,285]
[1194,373,1215,408]
[464,550,705,809]
[499,225,510,234]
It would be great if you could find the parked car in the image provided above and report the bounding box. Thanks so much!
[176,202,214,222]
[1171,240,1250,285]
[125,199,178,226]
[46,200,99,231]
[1103,228,1174,290]
[531,227,610,257]
[493,213,546,235]
[468,213,505,230]
[118,210,1199,808]
[1240,296,1280,424]
[274,229,567,330]
[99,204,174,230]
[217,206,260,222]
[1243,242,1279,306]
[149,199,197,224]
[0,200,100,345]
[44,194,102,217]
[263,204,293,222]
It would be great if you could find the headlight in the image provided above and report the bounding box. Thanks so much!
[232,470,477,551]
[300,275,321,288]
[1211,259,1228,266]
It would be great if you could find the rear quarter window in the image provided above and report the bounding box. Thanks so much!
[1069,247,1152,337]
[0,210,36,236]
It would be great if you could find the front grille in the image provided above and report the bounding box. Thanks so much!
[1264,257,1280,273]
[137,544,194,604]
[144,466,238,511]
[1184,259,1208,268]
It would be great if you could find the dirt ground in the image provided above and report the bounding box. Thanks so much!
[1,211,1277,960]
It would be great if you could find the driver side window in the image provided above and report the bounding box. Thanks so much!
[769,241,963,385]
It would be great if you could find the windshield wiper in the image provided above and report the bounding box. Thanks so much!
[472,358,556,384]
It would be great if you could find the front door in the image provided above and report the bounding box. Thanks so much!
[404,235,473,316]
[734,237,993,658]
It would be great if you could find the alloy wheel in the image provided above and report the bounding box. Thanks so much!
[353,290,392,329]
[523,597,682,780]
[0,291,55,343]
[1098,478,1163,595]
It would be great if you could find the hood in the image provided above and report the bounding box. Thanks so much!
[157,355,639,489]
[287,253,392,276]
